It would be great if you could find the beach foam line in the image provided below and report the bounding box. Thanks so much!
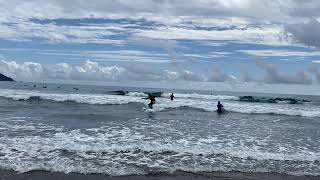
[0,125,319,176]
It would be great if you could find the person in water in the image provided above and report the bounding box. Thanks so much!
[144,94,156,109]
[170,93,174,101]
[217,101,224,113]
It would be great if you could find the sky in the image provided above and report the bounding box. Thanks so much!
[0,0,320,94]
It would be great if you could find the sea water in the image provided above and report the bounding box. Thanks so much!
[0,82,319,176]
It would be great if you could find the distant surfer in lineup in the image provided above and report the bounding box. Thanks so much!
[217,101,224,114]
[170,93,174,101]
[143,94,156,109]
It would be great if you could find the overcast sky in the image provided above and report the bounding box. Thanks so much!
[0,0,320,94]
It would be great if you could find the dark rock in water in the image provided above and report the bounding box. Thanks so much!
[0,73,14,81]
[239,96,309,104]
[28,96,41,101]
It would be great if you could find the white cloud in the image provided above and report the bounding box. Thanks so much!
[1,59,318,85]
[199,41,229,47]
[80,50,170,63]
[309,66,320,84]
[2,48,227,63]
[255,60,312,84]
[0,48,173,63]
[184,52,229,59]
[0,60,43,79]
[0,0,315,46]
[239,50,320,57]
[133,26,288,46]
[208,68,238,82]
[127,37,185,64]
[0,0,289,21]
[0,19,125,44]
[0,60,205,82]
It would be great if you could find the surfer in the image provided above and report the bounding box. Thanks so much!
[170,93,174,101]
[143,94,156,109]
[217,101,224,113]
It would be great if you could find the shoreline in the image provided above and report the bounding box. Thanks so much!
[0,170,319,180]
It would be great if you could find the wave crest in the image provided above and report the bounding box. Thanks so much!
[0,89,319,117]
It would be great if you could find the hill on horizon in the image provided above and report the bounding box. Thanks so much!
[0,73,14,81]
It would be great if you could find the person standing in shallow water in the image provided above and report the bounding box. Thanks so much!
[143,94,156,109]
[217,101,224,113]
[170,93,174,101]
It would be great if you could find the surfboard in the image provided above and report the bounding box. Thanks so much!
[142,107,155,113]
[145,109,155,113]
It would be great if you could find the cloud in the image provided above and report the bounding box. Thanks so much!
[309,66,320,83]
[133,25,288,46]
[127,36,184,64]
[0,0,289,21]
[1,48,229,64]
[0,59,205,82]
[0,48,173,63]
[313,60,320,64]
[1,59,316,85]
[1,0,320,47]
[241,71,256,82]
[80,50,171,63]
[239,49,320,57]
[0,60,125,81]
[207,68,237,82]
[0,60,43,79]
[255,60,312,85]
[0,0,305,46]
[287,1,320,18]
[285,19,320,49]
[0,19,125,44]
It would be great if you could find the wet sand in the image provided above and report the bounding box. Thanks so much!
[0,170,319,180]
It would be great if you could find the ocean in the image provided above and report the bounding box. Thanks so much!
[0,81,319,178]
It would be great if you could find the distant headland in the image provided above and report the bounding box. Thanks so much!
[0,73,14,81]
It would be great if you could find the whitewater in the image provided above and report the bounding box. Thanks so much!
[0,88,319,118]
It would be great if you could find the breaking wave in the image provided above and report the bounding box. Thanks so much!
[0,123,319,176]
[0,89,319,117]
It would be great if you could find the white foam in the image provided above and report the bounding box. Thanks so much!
[150,97,320,117]
[162,92,239,100]
[0,125,319,175]
[0,88,320,117]
[125,92,148,97]
[0,88,146,105]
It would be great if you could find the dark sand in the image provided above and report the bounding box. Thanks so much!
[0,170,319,180]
